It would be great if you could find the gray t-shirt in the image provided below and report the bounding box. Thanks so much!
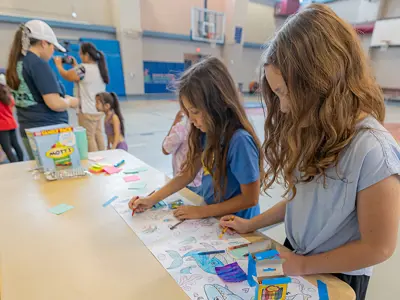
[285,116,400,276]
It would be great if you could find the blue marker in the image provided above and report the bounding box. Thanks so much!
[197,250,225,256]
[114,160,125,167]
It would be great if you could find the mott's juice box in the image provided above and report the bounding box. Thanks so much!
[26,124,81,172]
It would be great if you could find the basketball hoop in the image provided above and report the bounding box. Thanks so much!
[380,40,391,52]
[191,7,225,44]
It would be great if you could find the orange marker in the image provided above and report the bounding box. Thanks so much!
[131,196,139,216]
[219,216,235,239]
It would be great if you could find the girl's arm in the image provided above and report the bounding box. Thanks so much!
[199,180,260,218]
[129,157,202,211]
[284,175,400,276]
[162,111,184,155]
[54,57,80,82]
[175,132,263,220]
[111,114,121,149]
[220,199,287,233]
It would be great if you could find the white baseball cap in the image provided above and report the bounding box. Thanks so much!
[25,20,66,52]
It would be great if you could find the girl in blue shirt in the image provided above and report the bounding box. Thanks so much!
[221,4,400,299]
[129,57,263,220]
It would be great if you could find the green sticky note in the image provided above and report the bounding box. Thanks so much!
[49,204,74,215]
[128,182,147,189]
[230,247,249,259]
[128,188,147,195]
[124,167,148,174]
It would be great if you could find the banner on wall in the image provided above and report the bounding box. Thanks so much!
[143,61,185,93]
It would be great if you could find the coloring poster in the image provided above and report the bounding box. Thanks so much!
[112,197,320,300]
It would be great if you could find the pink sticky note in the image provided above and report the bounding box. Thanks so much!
[123,175,141,182]
[103,166,122,175]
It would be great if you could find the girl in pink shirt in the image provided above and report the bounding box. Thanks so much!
[162,110,202,194]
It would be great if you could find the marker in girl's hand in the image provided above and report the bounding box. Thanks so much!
[131,190,156,216]
[131,196,139,216]
[219,216,235,239]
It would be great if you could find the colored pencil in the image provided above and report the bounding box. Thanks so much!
[170,219,185,230]
[219,216,235,239]
[197,250,226,255]
[228,243,251,251]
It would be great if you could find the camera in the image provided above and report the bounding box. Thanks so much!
[55,41,75,65]
[61,56,75,65]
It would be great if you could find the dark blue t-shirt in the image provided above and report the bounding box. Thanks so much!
[12,51,68,136]
[200,129,260,219]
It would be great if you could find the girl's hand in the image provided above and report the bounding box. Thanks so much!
[219,215,251,234]
[278,249,306,276]
[128,196,158,213]
[173,206,205,220]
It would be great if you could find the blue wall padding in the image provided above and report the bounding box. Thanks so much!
[50,38,126,97]
[143,61,184,93]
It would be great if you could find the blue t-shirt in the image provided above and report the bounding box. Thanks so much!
[200,129,260,219]
[285,116,400,276]
[12,51,68,137]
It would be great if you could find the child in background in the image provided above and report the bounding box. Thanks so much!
[0,74,24,162]
[130,57,263,220]
[162,110,202,194]
[95,92,128,151]
[220,5,400,299]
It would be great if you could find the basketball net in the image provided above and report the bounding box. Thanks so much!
[208,32,217,48]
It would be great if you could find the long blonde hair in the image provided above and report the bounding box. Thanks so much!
[261,4,385,199]
[177,57,263,201]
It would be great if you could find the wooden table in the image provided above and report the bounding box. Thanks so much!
[0,150,355,299]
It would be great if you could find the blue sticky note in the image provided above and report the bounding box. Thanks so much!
[49,204,74,215]
[102,196,119,207]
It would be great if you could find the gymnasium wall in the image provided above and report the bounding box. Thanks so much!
[381,0,400,18]
[142,38,222,62]
[141,0,225,36]
[0,0,112,25]
[0,21,115,68]
[371,48,400,89]
[239,47,263,90]
[327,0,379,23]
[244,2,275,44]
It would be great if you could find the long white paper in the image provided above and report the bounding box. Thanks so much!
[112,196,320,300]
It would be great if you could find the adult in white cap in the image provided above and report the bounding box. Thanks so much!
[6,20,79,159]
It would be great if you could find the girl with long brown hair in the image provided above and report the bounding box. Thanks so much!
[129,57,263,220]
[220,4,400,299]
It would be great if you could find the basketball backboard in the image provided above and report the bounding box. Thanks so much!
[191,7,225,44]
